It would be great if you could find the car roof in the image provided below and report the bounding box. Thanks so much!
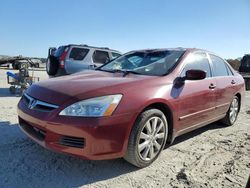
[128,47,187,53]
[128,48,214,53]
[134,48,224,56]
[125,48,226,60]
[66,44,121,53]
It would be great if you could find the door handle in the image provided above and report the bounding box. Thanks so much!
[209,83,216,89]
[231,80,236,84]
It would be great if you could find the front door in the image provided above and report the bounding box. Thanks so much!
[176,52,216,132]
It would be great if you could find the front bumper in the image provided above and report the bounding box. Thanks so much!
[17,99,136,160]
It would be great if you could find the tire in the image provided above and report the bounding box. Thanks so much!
[19,62,29,70]
[46,56,58,76]
[221,96,240,126]
[124,108,168,168]
[34,63,39,68]
[12,62,19,70]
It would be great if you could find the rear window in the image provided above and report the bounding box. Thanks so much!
[69,48,89,60]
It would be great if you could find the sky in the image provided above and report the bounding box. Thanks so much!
[0,0,249,59]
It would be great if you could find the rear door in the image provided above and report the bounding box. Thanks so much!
[65,47,90,74]
[209,54,235,115]
[177,52,216,131]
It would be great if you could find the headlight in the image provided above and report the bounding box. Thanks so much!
[59,94,122,117]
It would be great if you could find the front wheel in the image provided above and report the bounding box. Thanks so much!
[221,96,240,126]
[124,109,168,168]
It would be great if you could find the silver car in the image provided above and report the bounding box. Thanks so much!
[46,44,121,76]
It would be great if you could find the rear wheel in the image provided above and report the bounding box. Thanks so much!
[124,109,168,168]
[221,96,240,126]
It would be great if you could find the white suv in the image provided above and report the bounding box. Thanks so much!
[46,44,121,76]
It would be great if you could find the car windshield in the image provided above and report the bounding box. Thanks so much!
[99,50,185,76]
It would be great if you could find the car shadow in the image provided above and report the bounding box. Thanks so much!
[169,121,226,147]
[0,121,138,188]
[0,120,227,187]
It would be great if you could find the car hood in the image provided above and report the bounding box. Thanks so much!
[27,70,154,105]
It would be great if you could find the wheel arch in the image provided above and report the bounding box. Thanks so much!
[140,101,175,145]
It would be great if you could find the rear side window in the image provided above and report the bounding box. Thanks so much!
[111,52,121,59]
[93,50,110,64]
[210,54,228,76]
[181,53,211,77]
[69,48,89,60]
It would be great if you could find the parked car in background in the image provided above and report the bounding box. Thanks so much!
[239,54,250,90]
[239,54,250,73]
[0,55,40,69]
[46,44,121,76]
[18,48,245,167]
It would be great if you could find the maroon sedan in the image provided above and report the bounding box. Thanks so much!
[18,48,245,167]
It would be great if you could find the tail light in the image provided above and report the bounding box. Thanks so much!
[59,47,69,69]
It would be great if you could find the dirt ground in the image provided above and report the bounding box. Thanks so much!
[0,67,249,188]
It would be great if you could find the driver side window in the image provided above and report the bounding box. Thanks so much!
[181,52,211,78]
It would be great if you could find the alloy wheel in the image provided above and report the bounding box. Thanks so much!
[137,116,166,161]
[229,98,239,124]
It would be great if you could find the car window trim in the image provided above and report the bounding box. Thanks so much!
[224,61,235,76]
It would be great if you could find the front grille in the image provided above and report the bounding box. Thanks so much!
[59,136,85,148]
[19,119,46,141]
[22,93,59,112]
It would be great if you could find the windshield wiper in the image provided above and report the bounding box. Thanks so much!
[112,69,141,77]
[97,68,141,76]
[96,68,113,73]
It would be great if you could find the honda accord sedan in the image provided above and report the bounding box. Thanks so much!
[18,48,245,167]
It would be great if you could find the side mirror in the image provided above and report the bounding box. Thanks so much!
[185,69,206,80]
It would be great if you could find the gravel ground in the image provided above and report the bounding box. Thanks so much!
[0,67,249,188]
